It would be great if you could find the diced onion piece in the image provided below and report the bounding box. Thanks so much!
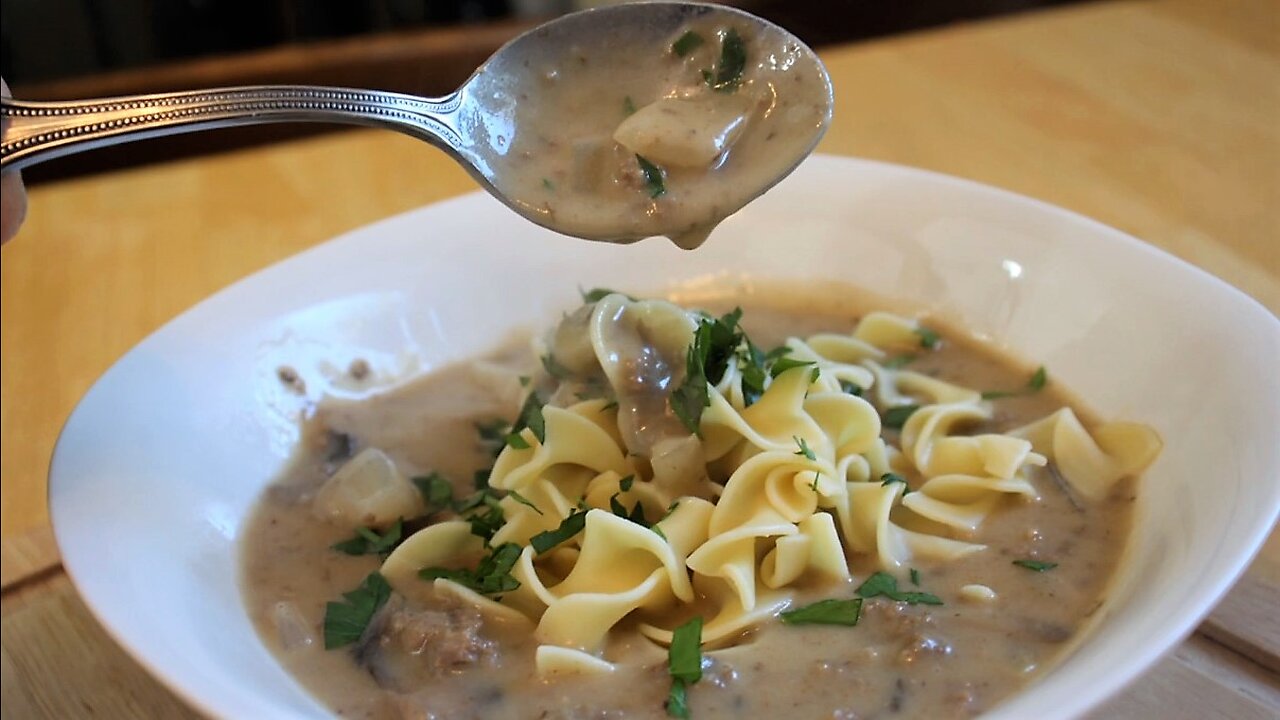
[312,447,423,527]
[612,95,754,168]
[271,601,316,651]
[959,584,998,603]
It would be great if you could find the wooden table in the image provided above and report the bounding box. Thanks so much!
[3,0,1277,716]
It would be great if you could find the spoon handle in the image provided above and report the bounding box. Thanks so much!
[0,86,464,173]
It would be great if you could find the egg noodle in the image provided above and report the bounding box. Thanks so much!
[371,294,1160,675]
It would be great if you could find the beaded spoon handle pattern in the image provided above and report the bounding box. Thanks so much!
[0,86,464,173]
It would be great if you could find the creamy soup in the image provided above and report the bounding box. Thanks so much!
[241,289,1160,719]
[486,10,831,248]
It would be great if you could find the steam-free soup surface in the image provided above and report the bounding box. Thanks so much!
[241,294,1134,719]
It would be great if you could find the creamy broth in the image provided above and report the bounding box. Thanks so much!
[488,14,830,248]
[242,292,1146,720]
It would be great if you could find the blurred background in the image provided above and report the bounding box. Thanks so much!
[2,0,1091,183]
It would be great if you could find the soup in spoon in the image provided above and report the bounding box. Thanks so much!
[480,6,832,248]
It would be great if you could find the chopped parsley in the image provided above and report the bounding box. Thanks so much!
[780,598,862,626]
[512,392,547,444]
[670,309,746,434]
[910,568,921,587]
[672,309,802,419]
[508,490,543,515]
[1013,559,1058,572]
[623,95,637,115]
[704,28,746,92]
[1029,365,1048,390]
[668,306,796,429]
[856,571,943,605]
[703,309,745,384]
[475,418,509,444]
[323,571,391,649]
[764,346,792,361]
[636,155,667,198]
[413,473,454,512]
[981,365,1050,400]
[670,327,711,434]
[668,616,703,681]
[542,178,555,191]
[609,494,626,516]
[840,380,864,396]
[416,470,550,538]
[419,542,521,595]
[475,419,511,461]
[880,472,912,494]
[461,490,506,543]
[793,436,816,461]
[665,616,703,717]
[331,519,404,556]
[914,326,941,349]
[809,471,821,492]
[881,404,920,430]
[530,509,589,554]
[770,357,816,378]
[610,494,649,526]
[652,525,668,542]
[740,367,767,406]
[739,341,768,406]
[671,30,705,57]
[505,431,531,449]
[454,488,489,513]
[666,678,690,719]
[608,475,647,525]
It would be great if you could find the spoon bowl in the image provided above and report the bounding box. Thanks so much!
[0,2,831,247]
[460,1,833,247]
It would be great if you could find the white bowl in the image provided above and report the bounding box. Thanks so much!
[49,154,1280,719]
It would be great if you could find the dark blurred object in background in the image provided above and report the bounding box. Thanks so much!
[2,0,1093,183]
[2,0,514,85]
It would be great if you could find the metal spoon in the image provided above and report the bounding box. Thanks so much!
[0,2,831,245]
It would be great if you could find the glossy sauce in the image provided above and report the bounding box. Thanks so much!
[241,294,1133,720]
[489,16,831,248]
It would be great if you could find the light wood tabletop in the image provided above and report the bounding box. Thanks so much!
[2,0,1277,717]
